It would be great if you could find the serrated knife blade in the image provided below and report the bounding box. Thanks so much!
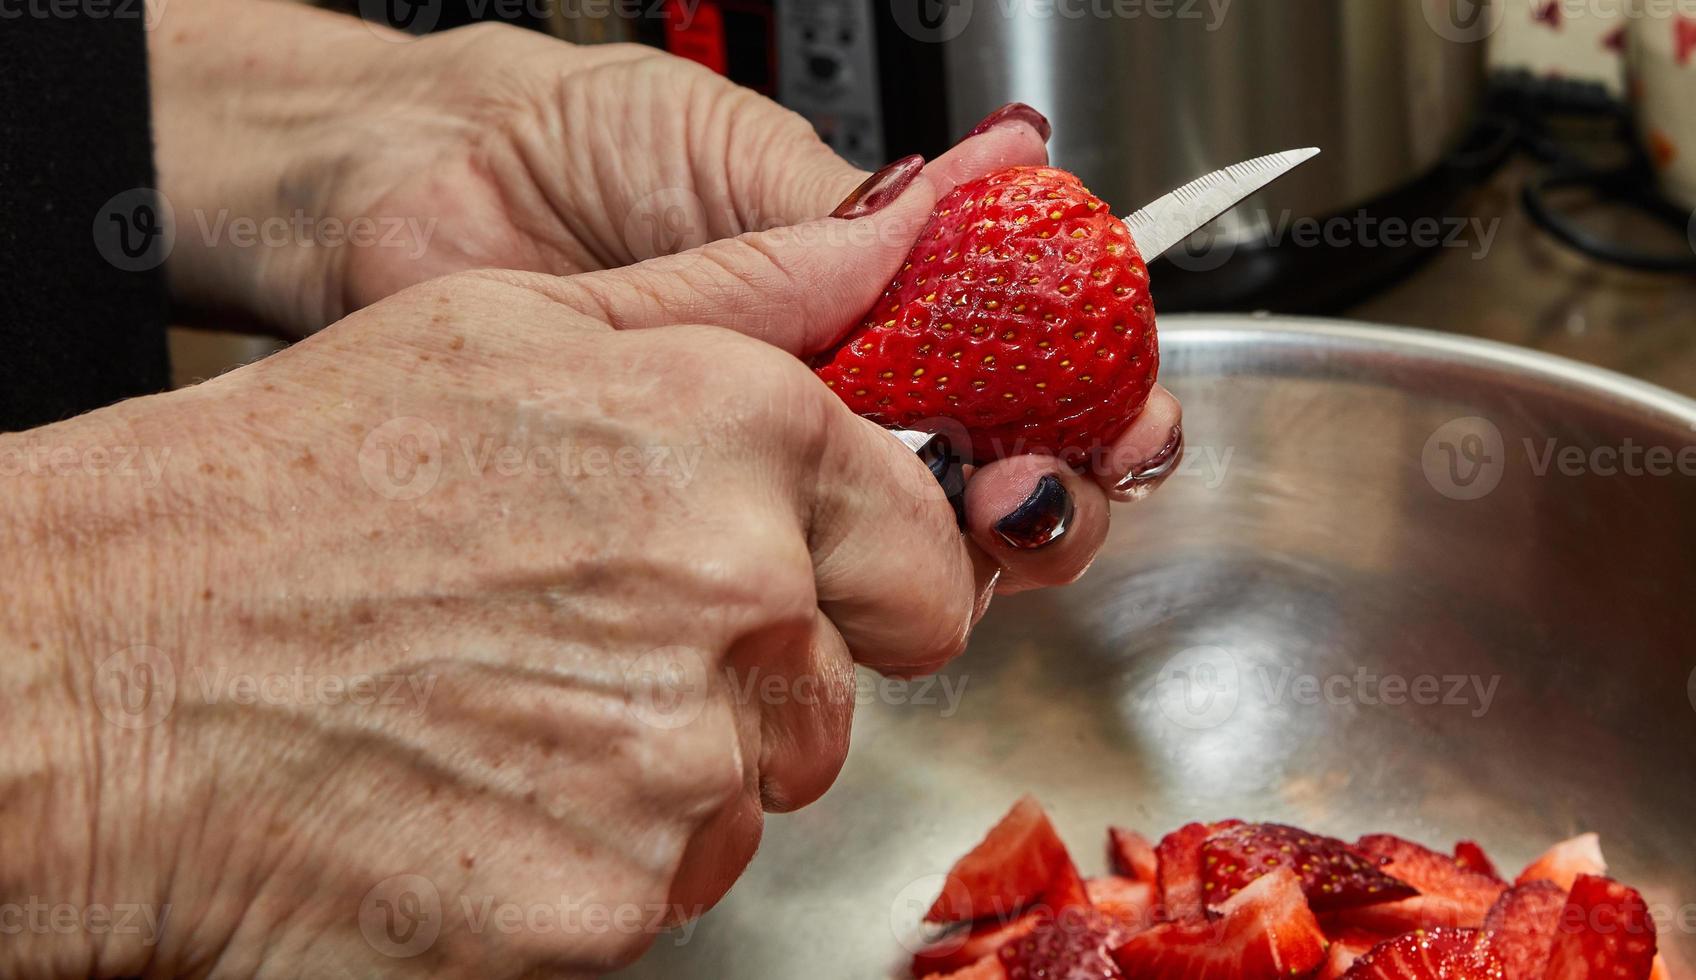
[1122,147,1321,261]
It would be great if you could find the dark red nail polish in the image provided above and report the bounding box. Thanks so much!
[1113,425,1184,500]
[831,154,925,219]
[994,475,1074,550]
[966,102,1052,143]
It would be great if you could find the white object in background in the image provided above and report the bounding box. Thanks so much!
[1626,0,1696,208]
[1491,0,1627,94]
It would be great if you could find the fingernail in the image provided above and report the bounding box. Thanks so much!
[966,102,1052,143]
[1112,425,1183,501]
[993,475,1073,550]
[831,154,925,219]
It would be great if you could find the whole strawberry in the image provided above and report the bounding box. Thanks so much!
[815,166,1157,464]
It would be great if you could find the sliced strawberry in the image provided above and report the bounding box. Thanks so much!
[1479,880,1566,977]
[920,954,1010,980]
[1517,834,1607,892]
[913,912,1044,976]
[1108,827,1159,881]
[1319,928,1396,980]
[1087,876,1157,937]
[1544,874,1656,980]
[1155,819,1242,922]
[1455,841,1504,882]
[1341,927,1504,979]
[1336,835,1506,932]
[1111,868,1329,979]
[1201,823,1418,913]
[998,907,1129,980]
[927,795,1087,924]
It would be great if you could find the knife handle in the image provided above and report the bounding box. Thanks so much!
[891,429,968,528]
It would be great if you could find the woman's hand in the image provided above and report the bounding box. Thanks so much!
[0,125,1178,979]
[150,0,885,335]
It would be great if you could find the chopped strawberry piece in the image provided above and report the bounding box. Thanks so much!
[1155,819,1242,922]
[920,955,1009,980]
[1544,874,1657,980]
[1454,841,1503,882]
[927,796,1088,924]
[1517,834,1607,892]
[1201,823,1418,913]
[1335,835,1505,932]
[1087,876,1157,937]
[1111,868,1329,979]
[1479,880,1566,977]
[1318,928,1395,980]
[998,907,1129,980]
[1341,927,1504,979]
[913,912,1044,977]
[1108,827,1159,881]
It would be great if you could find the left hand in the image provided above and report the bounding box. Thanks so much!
[151,0,878,335]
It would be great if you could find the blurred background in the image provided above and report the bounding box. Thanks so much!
[176,0,1696,397]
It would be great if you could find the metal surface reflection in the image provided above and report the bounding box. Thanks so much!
[620,315,1696,979]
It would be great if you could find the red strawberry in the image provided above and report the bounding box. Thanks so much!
[1517,834,1606,892]
[815,166,1158,464]
[1320,928,1400,980]
[920,955,1010,980]
[928,795,1088,924]
[1108,827,1158,881]
[1087,876,1157,937]
[913,877,1148,976]
[1544,874,1657,980]
[1341,928,1505,980]
[998,907,1130,980]
[912,911,1045,976]
[1201,823,1418,913]
[1479,880,1566,978]
[1111,868,1329,979]
[1455,841,1503,882]
[1335,835,1506,933]
[1154,820,1242,922]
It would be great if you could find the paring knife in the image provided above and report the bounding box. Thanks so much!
[895,147,1323,524]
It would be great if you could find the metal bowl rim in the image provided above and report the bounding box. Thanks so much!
[1160,313,1696,430]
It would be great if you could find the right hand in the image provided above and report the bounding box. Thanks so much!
[0,125,1180,979]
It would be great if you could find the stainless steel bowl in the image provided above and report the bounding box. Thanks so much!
[620,315,1696,979]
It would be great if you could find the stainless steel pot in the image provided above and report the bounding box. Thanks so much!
[619,315,1696,978]
[942,0,1489,237]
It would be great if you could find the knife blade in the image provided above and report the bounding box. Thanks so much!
[1122,147,1321,261]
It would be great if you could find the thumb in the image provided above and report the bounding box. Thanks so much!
[536,154,936,356]
[521,121,1050,356]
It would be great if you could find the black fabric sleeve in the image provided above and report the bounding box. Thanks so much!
[0,0,172,432]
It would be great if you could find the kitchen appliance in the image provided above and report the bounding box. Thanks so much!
[616,315,1696,979]
[637,0,1494,311]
